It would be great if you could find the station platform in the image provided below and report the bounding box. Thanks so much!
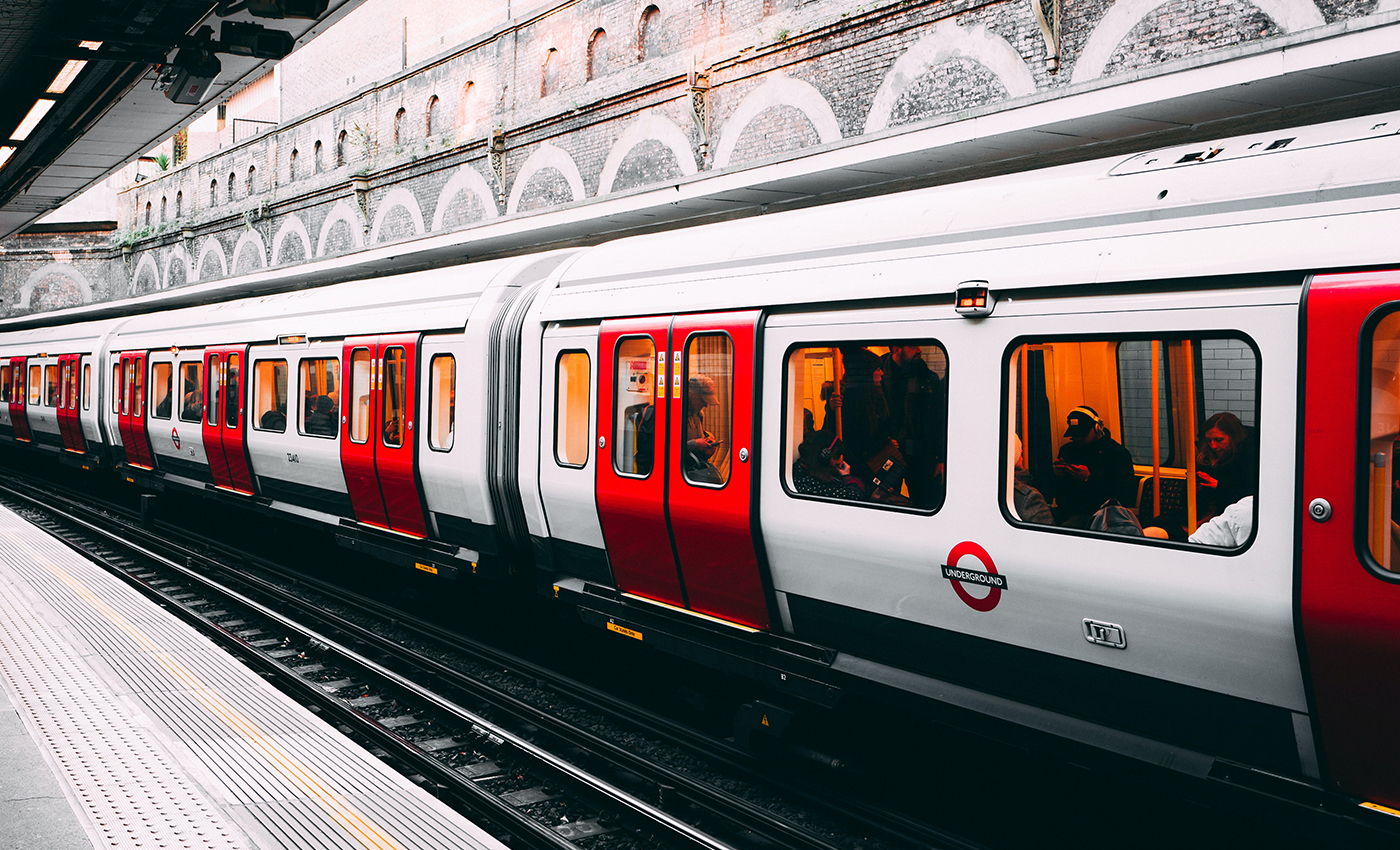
[0,503,507,850]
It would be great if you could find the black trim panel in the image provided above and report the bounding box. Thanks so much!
[786,594,1300,774]
[156,453,213,484]
[434,512,499,555]
[258,476,354,517]
[546,536,613,586]
[0,423,12,439]
[31,429,64,448]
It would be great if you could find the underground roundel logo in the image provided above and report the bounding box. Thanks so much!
[171,427,180,450]
[941,541,1006,612]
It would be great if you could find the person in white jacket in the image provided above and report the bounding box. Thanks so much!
[1187,496,1254,547]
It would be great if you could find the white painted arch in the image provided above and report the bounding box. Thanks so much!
[597,112,698,196]
[1071,0,1327,84]
[131,252,161,294]
[16,263,92,309]
[713,73,842,170]
[506,143,586,215]
[271,215,313,265]
[865,21,1038,134]
[315,199,365,257]
[161,245,190,289]
[194,237,228,281]
[231,230,268,274]
[430,164,500,231]
[370,186,427,243]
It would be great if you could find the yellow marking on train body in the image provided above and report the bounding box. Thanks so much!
[1361,802,1400,818]
[606,621,643,640]
[414,562,438,575]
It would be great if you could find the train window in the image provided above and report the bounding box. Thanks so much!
[429,354,455,451]
[178,362,202,422]
[44,365,58,407]
[59,362,70,410]
[382,346,407,448]
[682,335,733,487]
[150,363,173,419]
[83,362,91,410]
[29,365,41,406]
[111,363,120,414]
[349,349,371,443]
[207,355,221,425]
[1004,335,1259,549]
[613,336,656,477]
[1,365,9,402]
[783,342,948,510]
[1363,311,1400,574]
[555,351,589,467]
[299,357,339,438]
[133,360,144,417]
[253,360,288,432]
[225,354,241,428]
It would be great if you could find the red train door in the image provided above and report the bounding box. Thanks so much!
[339,335,427,537]
[68,354,87,453]
[56,354,84,452]
[596,312,770,629]
[55,356,73,450]
[117,352,154,468]
[9,356,30,441]
[202,347,255,493]
[1301,269,1400,809]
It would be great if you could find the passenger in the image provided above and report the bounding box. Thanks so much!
[1051,405,1137,528]
[304,395,337,436]
[793,434,866,501]
[1145,496,1254,547]
[684,375,723,483]
[836,347,898,488]
[879,344,947,509]
[181,389,202,420]
[633,403,655,474]
[1090,499,1144,536]
[154,391,171,418]
[260,402,287,431]
[1012,434,1054,524]
[1197,412,1257,516]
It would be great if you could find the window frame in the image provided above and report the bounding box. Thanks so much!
[680,331,734,490]
[82,361,91,410]
[149,360,174,420]
[297,356,340,439]
[998,330,1262,556]
[251,358,288,433]
[428,353,456,453]
[0,364,9,403]
[553,349,590,468]
[111,362,121,414]
[611,334,657,479]
[1354,304,1400,583]
[778,339,949,515]
[29,364,42,406]
[177,361,203,423]
[381,345,407,449]
[348,347,371,445]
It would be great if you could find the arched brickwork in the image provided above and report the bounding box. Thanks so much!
[864,21,1038,134]
[712,74,842,169]
[507,143,586,215]
[597,113,698,196]
[1071,0,1327,83]
[431,164,500,231]
[131,253,161,294]
[195,237,228,281]
[271,215,313,265]
[370,186,427,243]
[315,200,365,257]
[232,231,269,275]
[16,263,93,310]
[162,246,191,290]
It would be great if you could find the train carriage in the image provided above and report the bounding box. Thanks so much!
[1,109,1399,822]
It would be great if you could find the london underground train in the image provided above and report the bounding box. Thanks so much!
[3,109,1400,823]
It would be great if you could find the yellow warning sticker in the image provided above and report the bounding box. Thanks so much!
[1361,802,1400,818]
[414,562,439,575]
[606,622,643,641]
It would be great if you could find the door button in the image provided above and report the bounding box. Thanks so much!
[739,448,748,462]
[1308,498,1332,522]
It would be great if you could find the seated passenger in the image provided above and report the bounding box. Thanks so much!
[260,403,286,431]
[1012,434,1053,524]
[879,343,946,509]
[793,434,866,501]
[1187,496,1254,547]
[1051,406,1137,528]
[684,376,723,484]
[180,390,202,420]
[1197,412,1257,516]
[836,347,898,488]
[304,395,337,436]
[154,392,171,418]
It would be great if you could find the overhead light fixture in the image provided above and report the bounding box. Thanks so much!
[0,146,15,171]
[11,99,56,141]
[216,0,328,20]
[78,40,103,50]
[155,48,221,105]
[219,21,295,59]
[47,59,88,94]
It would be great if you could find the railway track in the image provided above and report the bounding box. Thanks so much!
[0,472,983,850]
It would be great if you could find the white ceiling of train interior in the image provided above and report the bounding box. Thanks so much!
[0,0,362,240]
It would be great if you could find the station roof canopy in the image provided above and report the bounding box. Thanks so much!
[0,0,361,239]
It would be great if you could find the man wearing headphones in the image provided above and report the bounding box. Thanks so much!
[1052,405,1138,528]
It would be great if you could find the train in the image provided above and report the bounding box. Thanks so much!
[3,108,1400,825]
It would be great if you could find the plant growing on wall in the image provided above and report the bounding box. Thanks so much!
[349,122,377,174]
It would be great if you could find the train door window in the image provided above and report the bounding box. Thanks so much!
[428,354,455,451]
[56,363,66,410]
[382,346,406,448]
[150,362,173,419]
[133,359,144,416]
[349,348,371,443]
[121,361,133,415]
[111,363,121,414]
[1004,335,1259,549]
[555,351,589,467]
[225,354,241,427]
[83,362,91,409]
[1,365,9,402]
[44,364,58,407]
[299,357,339,437]
[613,336,656,477]
[179,362,203,421]
[1363,310,1400,574]
[207,355,221,425]
[28,365,41,405]
[682,334,733,487]
[782,342,948,510]
[63,361,75,410]
[253,360,288,432]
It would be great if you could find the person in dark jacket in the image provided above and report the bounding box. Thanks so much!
[878,344,947,509]
[1012,434,1054,524]
[1196,411,1256,517]
[304,395,337,436]
[793,434,867,501]
[836,347,897,487]
[1052,405,1137,528]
